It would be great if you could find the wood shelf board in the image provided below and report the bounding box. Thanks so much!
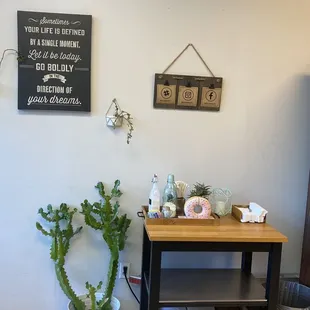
[145,269,267,307]
[145,215,288,243]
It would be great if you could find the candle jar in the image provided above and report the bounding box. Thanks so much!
[209,188,232,216]
[162,206,173,218]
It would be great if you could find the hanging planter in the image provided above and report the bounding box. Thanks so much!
[106,98,134,144]
[106,98,123,128]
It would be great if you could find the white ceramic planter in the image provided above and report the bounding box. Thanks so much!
[106,115,123,128]
[68,293,120,310]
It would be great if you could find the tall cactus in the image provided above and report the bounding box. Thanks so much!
[36,203,85,310]
[36,181,131,310]
[81,181,131,310]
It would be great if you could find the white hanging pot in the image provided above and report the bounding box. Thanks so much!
[106,98,123,128]
[68,293,120,310]
[106,114,123,128]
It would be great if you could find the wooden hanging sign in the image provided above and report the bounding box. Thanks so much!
[153,44,223,112]
[177,77,199,109]
[154,74,177,109]
[199,77,222,111]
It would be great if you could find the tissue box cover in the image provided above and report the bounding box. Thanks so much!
[232,204,267,223]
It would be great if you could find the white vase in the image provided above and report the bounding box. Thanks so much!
[67,293,120,310]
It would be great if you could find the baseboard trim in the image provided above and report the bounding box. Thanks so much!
[253,273,299,280]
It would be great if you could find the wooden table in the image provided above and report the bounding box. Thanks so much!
[139,214,288,310]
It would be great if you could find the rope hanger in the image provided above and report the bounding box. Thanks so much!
[162,43,215,77]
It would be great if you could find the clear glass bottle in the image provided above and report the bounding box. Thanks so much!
[149,174,160,212]
[162,174,178,216]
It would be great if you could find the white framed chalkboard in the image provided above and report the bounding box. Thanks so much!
[17,11,92,112]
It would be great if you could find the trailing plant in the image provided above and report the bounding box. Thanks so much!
[0,49,24,70]
[120,111,134,144]
[189,182,212,199]
[81,181,131,310]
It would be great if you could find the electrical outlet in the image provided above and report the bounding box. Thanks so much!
[119,262,130,279]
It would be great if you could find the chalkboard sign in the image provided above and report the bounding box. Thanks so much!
[17,11,92,112]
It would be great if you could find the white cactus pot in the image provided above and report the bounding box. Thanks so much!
[68,293,120,310]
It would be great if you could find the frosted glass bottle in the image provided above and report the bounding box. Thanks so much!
[149,174,160,212]
[162,174,178,216]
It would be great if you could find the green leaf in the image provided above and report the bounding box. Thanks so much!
[97,281,103,290]
[84,213,102,230]
[114,180,120,188]
[95,182,106,198]
[113,201,120,214]
[111,180,122,198]
[38,207,54,222]
[50,237,58,261]
[36,222,51,236]
[57,238,65,266]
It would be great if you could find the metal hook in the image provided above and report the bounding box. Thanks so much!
[164,80,170,86]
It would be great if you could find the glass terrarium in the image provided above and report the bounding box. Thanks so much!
[209,188,232,216]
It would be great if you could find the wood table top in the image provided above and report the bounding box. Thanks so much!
[145,215,288,243]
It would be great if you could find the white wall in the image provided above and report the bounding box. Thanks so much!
[1,0,310,309]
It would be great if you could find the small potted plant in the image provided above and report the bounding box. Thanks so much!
[36,180,131,310]
[189,182,212,199]
[106,98,134,144]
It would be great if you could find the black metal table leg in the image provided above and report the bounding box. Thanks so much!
[148,242,162,310]
[140,226,151,310]
[242,252,253,274]
[266,243,282,310]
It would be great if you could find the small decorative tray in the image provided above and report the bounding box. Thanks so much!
[137,206,220,226]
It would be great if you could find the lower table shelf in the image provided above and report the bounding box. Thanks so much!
[144,269,267,308]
